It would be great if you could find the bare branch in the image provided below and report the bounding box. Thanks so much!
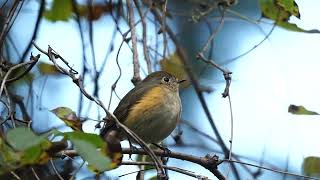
[0,54,40,97]
[19,0,45,63]
[57,148,225,180]
[126,0,141,84]
[50,159,64,180]
[31,167,40,180]
[134,0,152,74]
[10,171,21,180]
[223,159,319,180]
[0,0,22,51]
[121,161,209,179]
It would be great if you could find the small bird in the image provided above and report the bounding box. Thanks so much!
[101,71,184,144]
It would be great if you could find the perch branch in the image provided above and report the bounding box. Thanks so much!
[56,148,225,180]
[121,161,209,179]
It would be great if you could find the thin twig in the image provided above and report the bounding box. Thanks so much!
[6,0,24,38]
[98,4,118,73]
[126,0,141,84]
[223,159,320,180]
[6,56,39,84]
[0,0,22,51]
[121,161,209,180]
[4,86,16,128]
[31,167,40,180]
[71,0,89,117]
[161,0,168,59]
[0,54,40,98]
[10,171,21,180]
[69,160,85,180]
[180,120,219,145]
[107,38,125,110]
[0,0,10,9]
[11,93,31,122]
[221,18,277,65]
[199,7,225,54]
[87,0,98,75]
[0,98,10,124]
[196,6,232,98]
[118,169,144,178]
[133,0,152,74]
[197,53,232,97]
[225,95,234,178]
[50,159,64,180]
[19,0,45,63]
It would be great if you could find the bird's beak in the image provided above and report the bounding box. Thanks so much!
[178,79,186,84]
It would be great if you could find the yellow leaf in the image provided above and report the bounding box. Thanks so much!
[160,52,189,88]
[288,105,319,115]
[51,107,83,131]
[303,156,320,177]
[38,62,60,75]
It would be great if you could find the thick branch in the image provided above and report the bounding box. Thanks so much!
[57,148,225,180]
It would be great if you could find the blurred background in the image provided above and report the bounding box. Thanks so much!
[1,0,320,179]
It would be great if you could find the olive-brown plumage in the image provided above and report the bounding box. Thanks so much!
[101,71,183,143]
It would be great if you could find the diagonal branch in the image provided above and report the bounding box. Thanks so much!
[32,42,167,180]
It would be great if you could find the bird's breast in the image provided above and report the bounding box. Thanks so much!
[124,85,181,143]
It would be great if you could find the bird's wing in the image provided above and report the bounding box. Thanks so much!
[113,83,157,122]
[100,83,156,138]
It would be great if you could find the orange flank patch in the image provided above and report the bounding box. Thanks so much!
[124,86,164,126]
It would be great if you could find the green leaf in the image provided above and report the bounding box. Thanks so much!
[277,21,320,33]
[1,129,52,174]
[303,156,320,177]
[64,132,120,173]
[288,105,319,115]
[259,0,290,21]
[8,68,35,85]
[275,0,300,18]
[21,146,42,164]
[38,62,60,75]
[0,138,21,174]
[259,0,320,33]
[44,0,73,22]
[51,107,82,131]
[6,127,51,151]
[160,51,189,88]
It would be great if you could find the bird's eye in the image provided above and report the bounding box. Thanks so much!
[163,77,169,82]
